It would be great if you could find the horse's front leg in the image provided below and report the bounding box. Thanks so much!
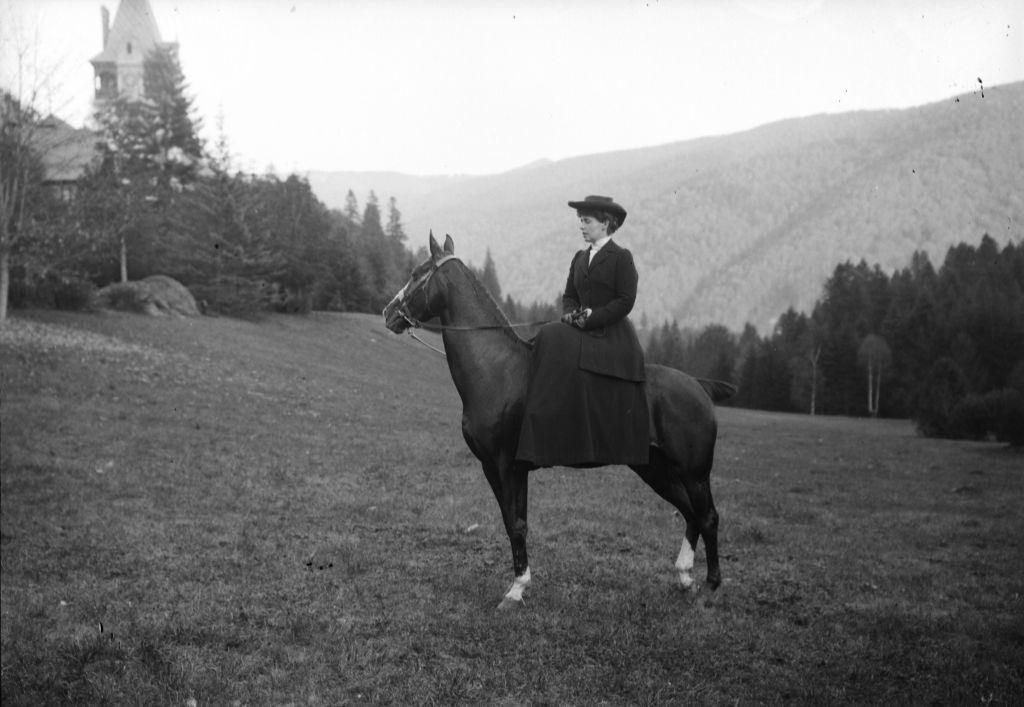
[498,463,530,610]
[483,459,531,610]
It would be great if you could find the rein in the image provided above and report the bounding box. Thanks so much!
[401,311,554,358]
[407,329,448,356]
[405,318,554,333]
[394,254,554,356]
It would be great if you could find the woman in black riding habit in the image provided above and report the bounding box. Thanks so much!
[515,195,649,467]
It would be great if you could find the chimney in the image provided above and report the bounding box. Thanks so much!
[101,6,110,48]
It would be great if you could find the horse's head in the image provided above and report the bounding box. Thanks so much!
[383,232,459,334]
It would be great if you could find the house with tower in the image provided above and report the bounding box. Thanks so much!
[28,0,172,196]
[91,0,174,106]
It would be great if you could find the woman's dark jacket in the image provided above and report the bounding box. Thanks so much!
[562,240,646,382]
[515,239,649,465]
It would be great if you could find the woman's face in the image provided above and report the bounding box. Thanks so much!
[578,214,608,245]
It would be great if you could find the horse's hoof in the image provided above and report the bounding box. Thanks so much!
[496,596,524,611]
[678,574,697,592]
[694,582,722,608]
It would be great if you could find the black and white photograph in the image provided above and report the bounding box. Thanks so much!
[2,0,1022,703]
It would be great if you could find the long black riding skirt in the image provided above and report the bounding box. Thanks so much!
[516,322,649,466]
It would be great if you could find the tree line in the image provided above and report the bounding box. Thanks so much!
[2,45,418,318]
[647,235,1024,444]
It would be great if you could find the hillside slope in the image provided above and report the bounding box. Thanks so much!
[310,82,1023,332]
[0,310,460,451]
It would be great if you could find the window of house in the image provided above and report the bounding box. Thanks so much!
[95,72,117,97]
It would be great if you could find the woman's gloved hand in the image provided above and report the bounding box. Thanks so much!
[561,308,592,328]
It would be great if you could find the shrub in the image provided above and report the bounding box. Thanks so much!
[8,271,97,311]
[943,388,1024,446]
[51,275,97,311]
[277,290,312,314]
[188,277,270,318]
[950,393,994,441]
[264,283,311,314]
[987,388,1024,446]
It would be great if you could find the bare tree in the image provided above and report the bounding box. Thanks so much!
[858,334,892,417]
[808,344,822,416]
[0,95,30,322]
[0,16,86,322]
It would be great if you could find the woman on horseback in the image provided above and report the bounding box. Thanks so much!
[515,195,649,467]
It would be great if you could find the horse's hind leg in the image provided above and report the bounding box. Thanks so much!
[631,452,700,592]
[681,474,721,590]
[675,522,700,591]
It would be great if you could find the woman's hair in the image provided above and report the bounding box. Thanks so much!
[577,209,621,235]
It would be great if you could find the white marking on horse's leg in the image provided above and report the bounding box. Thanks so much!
[675,541,696,589]
[503,567,531,602]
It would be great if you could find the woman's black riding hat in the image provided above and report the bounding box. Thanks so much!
[568,195,627,225]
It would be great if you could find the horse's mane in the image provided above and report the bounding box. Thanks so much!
[454,262,535,348]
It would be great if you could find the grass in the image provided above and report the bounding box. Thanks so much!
[2,309,1022,705]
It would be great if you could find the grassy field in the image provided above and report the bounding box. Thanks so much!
[2,309,1022,705]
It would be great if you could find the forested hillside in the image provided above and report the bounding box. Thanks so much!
[309,82,1023,333]
[643,235,1024,443]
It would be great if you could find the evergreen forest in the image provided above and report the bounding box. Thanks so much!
[647,235,1024,444]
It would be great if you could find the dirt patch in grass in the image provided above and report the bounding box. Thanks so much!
[2,310,1022,704]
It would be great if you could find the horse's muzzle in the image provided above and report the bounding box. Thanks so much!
[382,299,411,333]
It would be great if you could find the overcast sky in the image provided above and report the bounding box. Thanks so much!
[2,0,1022,175]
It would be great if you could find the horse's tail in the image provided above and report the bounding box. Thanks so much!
[698,378,738,403]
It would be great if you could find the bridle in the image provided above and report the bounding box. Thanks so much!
[387,254,553,356]
[389,254,459,334]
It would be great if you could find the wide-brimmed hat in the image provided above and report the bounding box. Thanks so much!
[568,195,627,225]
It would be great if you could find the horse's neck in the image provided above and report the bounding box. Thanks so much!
[440,270,530,409]
[439,270,506,328]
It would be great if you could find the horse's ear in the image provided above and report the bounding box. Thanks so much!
[429,231,443,260]
[443,234,455,255]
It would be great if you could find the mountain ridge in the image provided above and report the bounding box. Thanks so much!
[307,82,1023,332]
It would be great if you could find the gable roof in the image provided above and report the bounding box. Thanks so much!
[90,0,164,67]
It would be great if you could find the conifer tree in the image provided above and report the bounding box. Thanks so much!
[343,190,360,224]
[480,249,502,301]
[85,44,205,283]
[358,191,395,308]
[386,196,406,243]
[143,44,204,171]
[88,95,163,282]
[686,324,737,380]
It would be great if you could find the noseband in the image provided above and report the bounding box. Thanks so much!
[391,254,460,331]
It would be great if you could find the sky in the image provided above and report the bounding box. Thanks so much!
[2,0,1022,176]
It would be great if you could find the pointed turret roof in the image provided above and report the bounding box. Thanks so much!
[90,0,164,67]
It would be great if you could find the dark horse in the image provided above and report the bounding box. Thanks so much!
[383,234,733,609]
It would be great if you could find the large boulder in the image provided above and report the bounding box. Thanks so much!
[97,275,200,317]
